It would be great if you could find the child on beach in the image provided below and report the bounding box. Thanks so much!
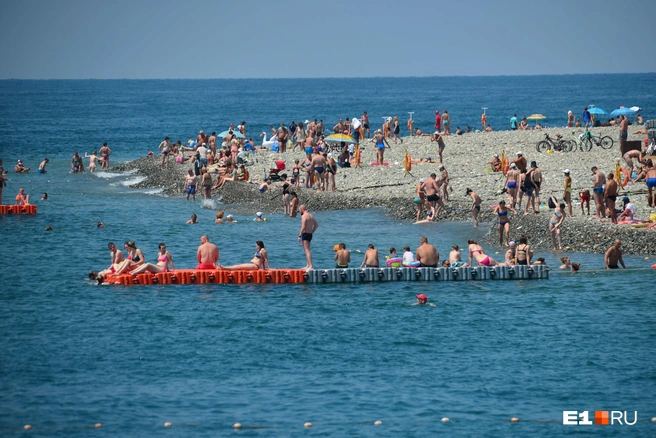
[579,190,590,215]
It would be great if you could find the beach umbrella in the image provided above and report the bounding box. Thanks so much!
[610,107,636,117]
[587,107,607,115]
[526,114,546,126]
[324,133,356,144]
[218,130,245,139]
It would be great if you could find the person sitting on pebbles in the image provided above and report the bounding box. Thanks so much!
[489,154,502,172]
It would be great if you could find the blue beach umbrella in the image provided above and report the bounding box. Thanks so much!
[587,107,607,115]
[218,130,245,139]
[610,107,636,118]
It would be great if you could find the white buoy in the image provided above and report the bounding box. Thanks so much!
[304,422,313,428]
[652,417,656,422]
[441,417,450,422]
[24,425,32,430]
[233,423,242,429]
[510,417,519,423]
[374,420,382,426]
[164,422,172,427]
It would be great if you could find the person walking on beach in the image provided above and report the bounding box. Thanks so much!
[298,205,318,270]
[494,200,516,246]
[362,111,370,139]
[505,163,519,209]
[619,115,629,144]
[604,173,619,224]
[159,136,172,169]
[442,110,451,135]
[439,165,451,201]
[414,178,427,221]
[373,129,390,165]
[197,235,219,270]
[510,114,518,130]
[530,161,543,209]
[99,142,111,170]
[185,169,197,201]
[360,244,380,268]
[582,107,592,129]
[563,169,573,217]
[548,196,566,250]
[416,236,439,267]
[431,131,446,163]
[392,116,403,144]
[466,188,482,227]
[434,110,442,132]
[604,239,626,269]
[523,162,538,214]
[424,173,443,219]
[591,166,606,219]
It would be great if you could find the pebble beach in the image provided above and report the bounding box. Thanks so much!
[117,125,656,255]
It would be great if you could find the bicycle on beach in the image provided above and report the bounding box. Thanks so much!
[536,133,572,153]
[581,130,613,150]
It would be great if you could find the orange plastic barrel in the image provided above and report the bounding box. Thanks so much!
[137,273,152,285]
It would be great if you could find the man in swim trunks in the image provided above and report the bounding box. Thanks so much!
[360,244,380,268]
[646,162,656,208]
[604,239,626,269]
[623,149,644,180]
[511,151,527,173]
[298,205,318,270]
[159,136,172,169]
[99,142,111,170]
[430,131,446,163]
[416,236,439,267]
[334,243,350,268]
[505,163,519,208]
[310,151,327,191]
[604,172,619,224]
[38,158,49,174]
[618,115,629,143]
[423,173,443,219]
[185,169,198,201]
[591,166,607,218]
[197,235,219,270]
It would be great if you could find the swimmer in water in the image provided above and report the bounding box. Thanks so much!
[222,240,270,270]
[186,213,198,224]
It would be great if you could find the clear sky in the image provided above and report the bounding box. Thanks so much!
[0,0,654,79]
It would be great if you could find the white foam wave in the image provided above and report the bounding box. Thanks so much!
[118,176,146,186]
[94,169,137,179]
[200,199,222,209]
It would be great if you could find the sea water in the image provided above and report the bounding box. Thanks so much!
[0,77,655,436]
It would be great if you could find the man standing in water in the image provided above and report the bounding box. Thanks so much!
[298,205,318,270]
[197,235,219,270]
[591,166,606,219]
[604,239,626,269]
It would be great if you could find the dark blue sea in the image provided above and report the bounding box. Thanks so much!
[1,75,655,437]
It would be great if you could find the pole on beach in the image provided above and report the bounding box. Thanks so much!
[482,107,488,130]
[408,112,414,136]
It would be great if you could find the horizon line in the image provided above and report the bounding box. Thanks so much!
[0,72,655,81]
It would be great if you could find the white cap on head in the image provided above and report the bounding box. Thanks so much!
[564,169,570,173]
[494,154,499,157]
[510,163,516,168]
[227,214,233,218]
[439,165,444,169]
[509,241,516,246]
[517,151,523,155]
[256,212,262,217]
[419,178,425,183]
[305,120,310,124]
[327,153,333,157]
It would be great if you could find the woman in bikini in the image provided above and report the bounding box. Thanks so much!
[325,153,337,192]
[114,241,145,275]
[292,159,301,189]
[468,240,503,267]
[549,200,566,250]
[222,241,270,270]
[493,200,516,246]
[277,174,292,215]
[466,188,482,227]
[515,235,532,265]
[130,243,175,275]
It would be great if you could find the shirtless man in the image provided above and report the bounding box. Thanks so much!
[99,142,112,170]
[334,243,351,268]
[449,244,468,267]
[360,244,380,268]
[623,149,644,179]
[333,118,344,134]
[604,239,626,269]
[298,205,318,270]
[310,151,327,191]
[647,162,656,207]
[591,166,607,218]
[197,235,219,270]
[185,169,198,201]
[430,132,446,163]
[466,188,482,227]
[362,112,370,138]
[619,115,629,144]
[604,173,619,224]
[505,163,519,209]
[423,173,443,219]
[511,151,527,173]
[15,160,30,173]
[530,161,543,209]
[415,236,439,268]
[159,136,172,169]
[38,158,49,174]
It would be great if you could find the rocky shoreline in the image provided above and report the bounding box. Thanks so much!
[113,126,656,255]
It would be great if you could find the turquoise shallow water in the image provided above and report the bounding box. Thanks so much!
[1,77,656,436]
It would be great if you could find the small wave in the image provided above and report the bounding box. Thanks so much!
[94,169,137,179]
[200,199,222,209]
[118,176,146,186]
[140,188,164,195]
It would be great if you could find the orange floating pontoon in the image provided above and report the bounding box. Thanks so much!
[101,269,307,286]
[0,204,37,215]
